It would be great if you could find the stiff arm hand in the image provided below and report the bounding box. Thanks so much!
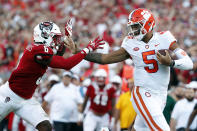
[64,36,105,55]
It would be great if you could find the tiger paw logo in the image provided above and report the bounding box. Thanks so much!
[145,92,151,97]
[141,10,151,19]
[4,97,11,103]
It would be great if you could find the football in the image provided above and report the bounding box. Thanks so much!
[158,49,167,56]
[157,49,177,60]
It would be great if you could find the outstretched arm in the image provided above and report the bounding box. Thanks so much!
[85,47,130,64]
[49,37,104,70]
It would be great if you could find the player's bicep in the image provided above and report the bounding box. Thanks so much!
[169,41,179,51]
[169,41,189,58]
[102,48,130,64]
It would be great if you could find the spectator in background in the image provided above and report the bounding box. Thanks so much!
[163,95,176,125]
[41,74,60,101]
[185,81,197,131]
[112,78,136,131]
[186,81,197,99]
[172,87,185,101]
[71,74,81,87]
[186,103,197,131]
[163,86,184,125]
[71,73,83,131]
[43,71,83,131]
[170,86,197,131]
[47,74,60,88]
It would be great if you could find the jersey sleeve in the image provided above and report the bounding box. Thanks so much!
[121,36,134,55]
[121,36,130,50]
[160,31,177,49]
[49,52,86,70]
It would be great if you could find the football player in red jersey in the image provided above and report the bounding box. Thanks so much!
[0,20,104,131]
[80,69,116,131]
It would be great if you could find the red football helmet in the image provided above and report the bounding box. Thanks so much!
[127,8,156,40]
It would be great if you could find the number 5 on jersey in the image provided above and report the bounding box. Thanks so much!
[142,50,158,73]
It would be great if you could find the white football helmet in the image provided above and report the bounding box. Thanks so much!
[33,21,62,53]
[94,69,107,87]
[110,75,122,85]
[127,8,156,41]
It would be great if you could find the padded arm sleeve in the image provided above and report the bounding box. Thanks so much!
[49,52,86,70]
[173,48,193,70]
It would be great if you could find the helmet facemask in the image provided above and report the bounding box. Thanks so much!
[127,20,146,41]
[40,22,53,39]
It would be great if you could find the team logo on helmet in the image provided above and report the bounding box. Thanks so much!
[127,8,156,41]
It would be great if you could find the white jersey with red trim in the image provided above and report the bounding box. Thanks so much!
[121,31,176,93]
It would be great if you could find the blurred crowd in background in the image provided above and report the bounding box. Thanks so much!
[0,0,197,131]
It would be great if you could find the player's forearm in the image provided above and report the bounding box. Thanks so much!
[49,52,85,70]
[172,48,193,70]
[84,53,105,64]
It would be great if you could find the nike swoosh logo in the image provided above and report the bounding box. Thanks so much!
[155,44,160,47]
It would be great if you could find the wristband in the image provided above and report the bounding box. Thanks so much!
[81,48,90,55]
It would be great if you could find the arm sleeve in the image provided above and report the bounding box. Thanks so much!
[49,52,86,70]
[173,48,193,70]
